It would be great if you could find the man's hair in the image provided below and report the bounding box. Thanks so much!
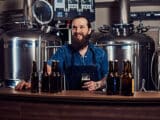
[71,16,91,28]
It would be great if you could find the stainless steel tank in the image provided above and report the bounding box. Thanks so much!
[97,32,155,91]
[0,29,41,87]
[97,0,155,91]
[150,27,160,91]
[152,49,160,90]
[0,28,61,88]
[0,0,61,88]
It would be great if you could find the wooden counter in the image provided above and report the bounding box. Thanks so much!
[0,88,160,120]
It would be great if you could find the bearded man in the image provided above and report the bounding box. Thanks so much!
[16,16,108,91]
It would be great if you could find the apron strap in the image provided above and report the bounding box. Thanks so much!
[71,46,97,66]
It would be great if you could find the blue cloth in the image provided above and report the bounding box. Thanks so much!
[47,43,108,81]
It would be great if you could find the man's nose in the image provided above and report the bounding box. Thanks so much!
[74,27,81,33]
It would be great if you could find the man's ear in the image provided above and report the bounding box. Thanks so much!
[88,28,92,34]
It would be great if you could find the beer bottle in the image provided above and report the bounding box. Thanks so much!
[55,60,62,92]
[54,60,62,92]
[56,71,62,92]
[120,60,133,96]
[41,61,49,92]
[106,60,114,95]
[50,60,59,93]
[113,59,120,95]
[31,61,39,93]
[127,60,134,95]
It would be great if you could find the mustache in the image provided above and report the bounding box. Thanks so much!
[73,32,83,36]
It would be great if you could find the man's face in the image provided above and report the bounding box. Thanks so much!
[71,18,91,42]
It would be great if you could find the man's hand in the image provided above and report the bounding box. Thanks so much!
[15,80,31,90]
[82,81,101,91]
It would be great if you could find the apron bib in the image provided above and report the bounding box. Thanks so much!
[65,65,98,90]
[65,47,98,90]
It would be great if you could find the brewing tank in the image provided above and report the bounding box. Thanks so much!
[0,0,62,88]
[97,32,155,91]
[0,28,61,88]
[96,0,155,91]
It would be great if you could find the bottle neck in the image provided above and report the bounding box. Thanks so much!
[43,62,48,74]
[32,61,37,73]
[122,61,128,74]
[127,61,133,78]
[127,61,132,73]
[108,61,114,73]
[51,61,59,72]
[114,60,119,76]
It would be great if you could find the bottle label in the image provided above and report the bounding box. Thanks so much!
[132,78,134,94]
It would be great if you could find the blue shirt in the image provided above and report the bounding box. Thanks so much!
[47,43,108,81]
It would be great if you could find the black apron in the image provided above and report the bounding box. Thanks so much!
[65,48,98,90]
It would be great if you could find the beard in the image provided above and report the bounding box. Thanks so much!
[71,33,90,51]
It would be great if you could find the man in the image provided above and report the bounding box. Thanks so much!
[15,16,108,91]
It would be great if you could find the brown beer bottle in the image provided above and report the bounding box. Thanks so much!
[120,60,133,96]
[127,60,134,95]
[31,61,39,93]
[41,61,49,92]
[50,60,59,93]
[54,60,63,92]
[113,59,120,95]
[56,71,62,92]
[106,60,114,95]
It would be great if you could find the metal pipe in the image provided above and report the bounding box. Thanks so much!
[119,0,130,24]
[23,0,34,28]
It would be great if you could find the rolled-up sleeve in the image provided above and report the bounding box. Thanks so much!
[47,46,65,72]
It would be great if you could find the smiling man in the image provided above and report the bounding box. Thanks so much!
[16,16,108,91]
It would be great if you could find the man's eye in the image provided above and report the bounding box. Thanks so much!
[72,26,86,30]
[80,26,85,29]
[72,26,77,29]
